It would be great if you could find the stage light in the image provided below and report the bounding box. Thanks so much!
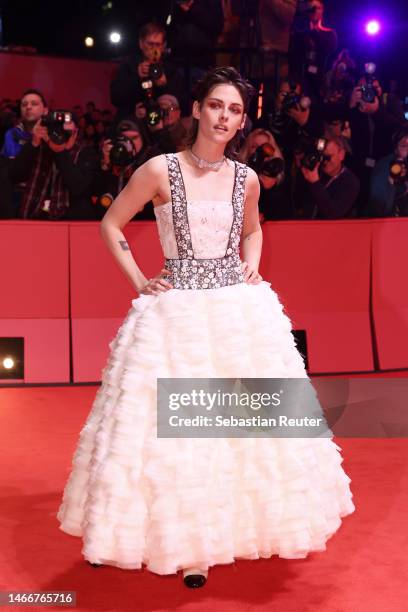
[85,36,94,48]
[366,20,381,36]
[3,357,14,370]
[0,338,24,380]
[109,31,121,44]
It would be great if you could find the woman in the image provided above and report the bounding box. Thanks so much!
[57,67,355,589]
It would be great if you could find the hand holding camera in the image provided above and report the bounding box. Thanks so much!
[32,119,50,147]
[350,63,380,113]
[301,163,320,184]
[32,112,77,151]
[298,138,328,183]
[137,61,151,79]
[287,104,310,126]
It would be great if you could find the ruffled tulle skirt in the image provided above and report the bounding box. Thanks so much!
[57,281,355,575]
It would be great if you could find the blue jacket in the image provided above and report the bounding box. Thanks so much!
[1,124,32,158]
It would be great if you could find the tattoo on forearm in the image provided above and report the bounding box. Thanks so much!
[119,240,130,251]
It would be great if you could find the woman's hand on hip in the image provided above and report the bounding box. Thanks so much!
[242,261,263,284]
[139,269,173,295]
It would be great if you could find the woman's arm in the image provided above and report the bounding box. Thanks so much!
[241,167,263,282]
[99,154,167,293]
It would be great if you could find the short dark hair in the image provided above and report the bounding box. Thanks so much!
[139,22,166,41]
[21,89,47,107]
[184,66,255,160]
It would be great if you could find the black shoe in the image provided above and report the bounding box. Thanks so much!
[87,561,103,567]
[183,572,207,588]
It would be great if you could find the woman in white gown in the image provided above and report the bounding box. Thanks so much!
[57,67,355,588]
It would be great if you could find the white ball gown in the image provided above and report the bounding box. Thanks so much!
[57,153,355,575]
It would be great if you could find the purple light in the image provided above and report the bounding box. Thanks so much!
[366,20,381,36]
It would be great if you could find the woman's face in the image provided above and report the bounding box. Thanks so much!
[194,84,245,145]
[249,134,269,157]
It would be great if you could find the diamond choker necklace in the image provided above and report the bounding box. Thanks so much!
[189,148,226,171]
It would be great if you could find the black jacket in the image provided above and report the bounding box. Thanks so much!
[304,167,360,219]
[9,140,99,220]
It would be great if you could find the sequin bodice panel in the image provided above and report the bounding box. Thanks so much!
[156,153,248,290]
[154,200,234,259]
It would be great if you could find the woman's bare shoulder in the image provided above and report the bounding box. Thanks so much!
[136,153,169,177]
[244,166,260,190]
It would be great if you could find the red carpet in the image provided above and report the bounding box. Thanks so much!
[1,384,407,611]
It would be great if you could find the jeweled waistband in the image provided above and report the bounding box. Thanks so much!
[164,253,245,290]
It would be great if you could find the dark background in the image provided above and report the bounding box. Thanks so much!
[1,0,408,88]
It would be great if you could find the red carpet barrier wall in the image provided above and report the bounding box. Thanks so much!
[371,218,408,369]
[70,223,163,382]
[2,218,405,382]
[259,220,374,373]
[0,222,70,383]
[0,52,115,110]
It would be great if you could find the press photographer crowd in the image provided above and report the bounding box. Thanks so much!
[1,0,407,222]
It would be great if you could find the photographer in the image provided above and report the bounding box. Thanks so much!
[95,118,159,220]
[2,89,48,158]
[110,22,183,121]
[348,65,405,215]
[300,135,360,219]
[9,113,99,220]
[321,49,357,108]
[259,77,323,162]
[290,0,337,99]
[147,94,187,153]
[369,127,408,217]
[241,128,293,220]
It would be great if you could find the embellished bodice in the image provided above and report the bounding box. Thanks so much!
[154,200,234,259]
[154,153,248,290]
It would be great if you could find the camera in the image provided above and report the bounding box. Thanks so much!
[147,48,164,82]
[140,79,164,128]
[389,159,408,185]
[300,138,327,171]
[109,135,136,167]
[248,144,285,179]
[41,110,73,144]
[148,62,164,80]
[281,81,311,114]
[360,63,377,104]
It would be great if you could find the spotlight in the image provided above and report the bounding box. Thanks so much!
[365,20,381,36]
[109,31,121,44]
[85,36,94,48]
[0,338,24,380]
[3,357,14,370]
